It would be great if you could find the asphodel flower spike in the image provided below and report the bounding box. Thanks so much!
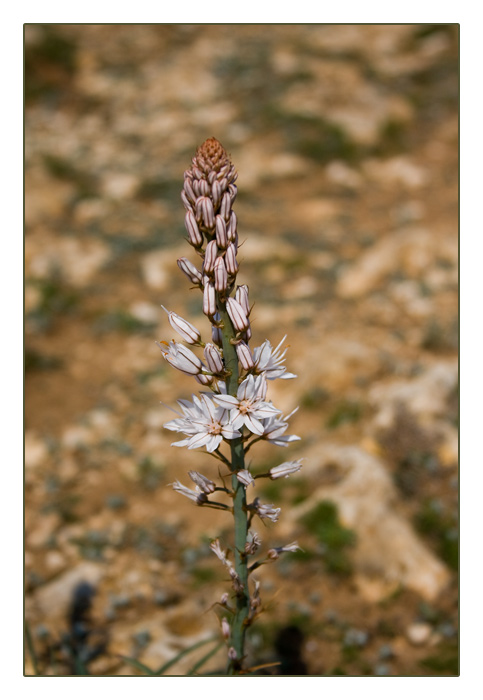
[158,138,302,675]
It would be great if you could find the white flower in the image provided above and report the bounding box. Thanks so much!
[158,340,203,375]
[164,393,241,453]
[213,374,279,435]
[269,460,303,480]
[171,479,207,505]
[250,498,281,522]
[259,407,301,446]
[252,336,297,380]
[267,542,302,559]
[236,469,255,487]
[210,539,232,568]
[188,470,216,494]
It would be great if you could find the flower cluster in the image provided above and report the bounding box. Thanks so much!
[158,138,302,673]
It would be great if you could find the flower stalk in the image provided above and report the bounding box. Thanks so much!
[158,138,301,674]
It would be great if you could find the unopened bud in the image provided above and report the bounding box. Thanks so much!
[204,343,224,374]
[214,256,228,292]
[185,210,203,247]
[203,240,218,275]
[221,618,230,640]
[220,191,231,220]
[177,257,202,285]
[161,306,201,344]
[215,215,228,249]
[235,285,250,317]
[203,281,216,319]
[225,243,239,276]
[236,341,254,370]
[226,297,249,332]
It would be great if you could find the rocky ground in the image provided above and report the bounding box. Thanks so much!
[24,24,458,676]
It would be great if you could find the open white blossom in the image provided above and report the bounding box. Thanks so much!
[164,393,241,452]
[258,407,300,446]
[252,336,296,380]
[213,374,279,435]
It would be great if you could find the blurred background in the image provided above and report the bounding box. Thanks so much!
[24,24,458,675]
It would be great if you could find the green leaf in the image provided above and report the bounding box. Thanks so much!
[119,656,157,675]
[187,641,224,676]
[153,636,219,675]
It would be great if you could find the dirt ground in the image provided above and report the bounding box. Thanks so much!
[24,24,458,676]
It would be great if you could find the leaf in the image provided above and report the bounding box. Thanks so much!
[154,636,219,675]
[118,656,157,675]
[187,641,224,676]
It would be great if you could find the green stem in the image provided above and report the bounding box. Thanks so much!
[218,301,250,674]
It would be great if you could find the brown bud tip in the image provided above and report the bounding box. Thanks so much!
[192,138,236,181]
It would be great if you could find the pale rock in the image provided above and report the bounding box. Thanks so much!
[26,235,110,287]
[129,301,159,325]
[406,622,432,646]
[288,444,450,601]
[364,156,429,188]
[325,160,362,189]
[27,513,61,549]
[33,561,104,617]
[369,360,458,429]
[140,249,179,290]
[100,172,140,200]
[45,550,68,574]
[25,431,49,471]
[336,226,449,299]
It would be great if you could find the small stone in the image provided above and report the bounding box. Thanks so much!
[406,622,432,646]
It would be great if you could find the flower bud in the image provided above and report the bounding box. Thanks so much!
[235,285,250,317]
[161,306,201,344]
[185,210,203,248]
[214,256,228,293]
[226,297,249,332]
[203,240,218,275]
[227,212,237,242]
[212,179,223,209]
[236,340,254,370]
[221,618,231,640]
[177,257,202,285]
[215,215,228,249]
[220,191,231,220]
[183,177,196,204]
[225,243,239,276]
[203,281,216,319]
[204,343,224,374]
[196,196,215,229]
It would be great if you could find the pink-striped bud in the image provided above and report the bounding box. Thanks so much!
[203,240,218,275]
[220,192,231,220]
[203,281,216,319]
[198,179,210,196]
[269,460,303,480]
[235,285,250,316]
[226,297,249,332]
[228,647,237,661]
[214,256,228,292]
[183,178,196,204]
[228,183,237,203]
[161,306,201,344]
[227,212,237,242]
[185,210,203,247]
[177,257,202,285]
[196,196,215,229]
[204,343,224,374]
[211,314,223,347]
[195,373,213,386]
[181,190,193,212]
[225,243,239,276]
[215,215,228,249]
[236,340,254,370]
[212,179,222,209]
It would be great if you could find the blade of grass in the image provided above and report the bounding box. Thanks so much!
[118,656,156,675]
[187,641,224,676]
[154,636,219,675]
